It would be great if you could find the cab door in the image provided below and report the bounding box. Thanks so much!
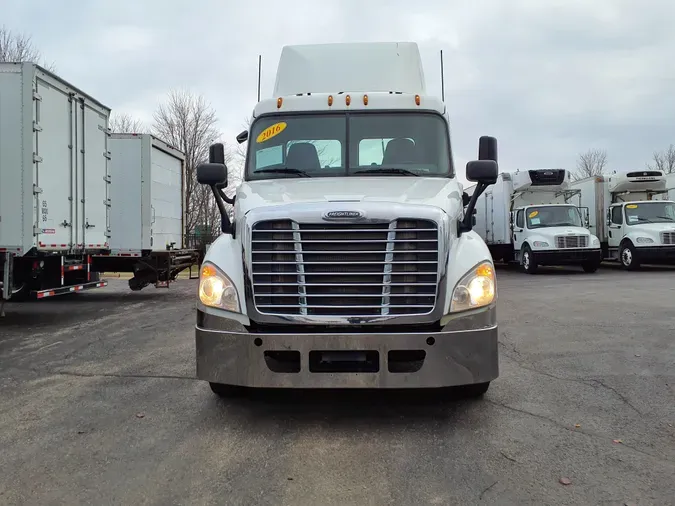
[512,208,525,251]
[607,204,623,248]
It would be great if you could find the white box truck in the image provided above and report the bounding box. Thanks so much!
[572,170,675,269]
[473,168,602,273]
[192,42,501,398]
[0,62,110,305]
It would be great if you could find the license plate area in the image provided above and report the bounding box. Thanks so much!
[309,350,379,373]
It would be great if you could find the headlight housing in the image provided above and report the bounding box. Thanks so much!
[450,261,496,313]
[591,236,600,246]
[198,263,240,312]
[636,237,654,244]
[532,241,549,248]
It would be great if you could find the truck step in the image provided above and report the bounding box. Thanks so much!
[34,281,107,299]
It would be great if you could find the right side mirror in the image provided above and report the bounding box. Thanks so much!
[466,160,498,184]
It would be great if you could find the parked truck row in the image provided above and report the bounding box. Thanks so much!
[0,62,198,311]
[469,168,675,272]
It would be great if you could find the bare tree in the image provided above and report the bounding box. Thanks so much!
[0,26,56,71]
[573,148,608,181]
[109,113,145,133]
[647,144,675,174]
[152,89,232,240]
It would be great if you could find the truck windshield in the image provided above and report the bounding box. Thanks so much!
[246,112,452,180]
[624,201,675,225]
[526,205,583,229]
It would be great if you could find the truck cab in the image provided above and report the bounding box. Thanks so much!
[511,202,601,270]
[606,199,675,269]
[193,42,500,398]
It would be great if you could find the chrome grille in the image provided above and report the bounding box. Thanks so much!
[555,235,588,249]
[661,231,675,245]
[250,219,439,316]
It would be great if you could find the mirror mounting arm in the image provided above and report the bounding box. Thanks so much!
[458,181,488,235]
[211,185,235,236]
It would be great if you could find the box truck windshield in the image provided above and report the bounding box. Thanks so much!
[624,202,675,225]
[247,111,452,180]
[526,206,583,229]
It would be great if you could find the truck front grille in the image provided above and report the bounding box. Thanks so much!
[555,235,588,249]
[661,231,675,245]
[250,219,439,317]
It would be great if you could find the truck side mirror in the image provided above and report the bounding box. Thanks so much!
[209,142,226,164]
[466,160,498,184]
[478,135,498,162]
[197,163,228,187]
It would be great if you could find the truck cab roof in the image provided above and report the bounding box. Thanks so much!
[253,41,445,118]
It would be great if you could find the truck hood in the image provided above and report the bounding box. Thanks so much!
[235,177,464,215]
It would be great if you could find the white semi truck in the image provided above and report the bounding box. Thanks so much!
[0,63,197,313]
[473,169,602,273]
[193,42,500,398]
[573,170,675,269]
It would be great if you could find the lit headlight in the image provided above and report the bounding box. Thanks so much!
[450,262,496,313]
[198,263,240,312]
[636,237,654,244]
[533,241,549,248]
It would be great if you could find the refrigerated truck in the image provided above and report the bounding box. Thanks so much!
[572,170,675,269]
[473,168,602,273]
[0,63,198,311]
[193,41,501,398]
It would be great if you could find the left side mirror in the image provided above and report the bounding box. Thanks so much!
[197,163,228,186]
[466,160,498,185]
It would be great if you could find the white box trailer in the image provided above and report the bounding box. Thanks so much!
[92,134,198,292]
[0,62,110,254]
[108,134,185,254]
[473,169,603,273]
[572,171,675,269]
[1,62,110,304]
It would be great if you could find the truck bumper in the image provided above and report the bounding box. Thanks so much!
[635,245,675,264]
[534,248,602,266]
[195,306,498,389]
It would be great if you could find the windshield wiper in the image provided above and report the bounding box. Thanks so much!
[353,168,420,177]
[254,168,311,177]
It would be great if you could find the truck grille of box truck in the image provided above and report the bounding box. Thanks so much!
[250,219,439,316]
[555,235,589,248]
[661,231,675,245]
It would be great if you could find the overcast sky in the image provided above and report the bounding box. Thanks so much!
[3,0,675,182]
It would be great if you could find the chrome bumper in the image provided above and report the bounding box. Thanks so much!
[195,306,499,389]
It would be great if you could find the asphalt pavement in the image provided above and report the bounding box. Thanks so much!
[1,265,674,505]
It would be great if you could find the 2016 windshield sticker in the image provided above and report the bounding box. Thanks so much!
[256,122,287,143]
[528,210,539,218]
[626,204,638,209]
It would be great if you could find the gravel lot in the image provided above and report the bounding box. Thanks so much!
[1,265,674,505]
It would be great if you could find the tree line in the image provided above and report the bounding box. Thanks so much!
[573,146,675,181]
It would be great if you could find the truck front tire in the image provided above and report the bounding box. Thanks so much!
[457,381,490,398]
[209,382,244,398]
[521,245,538,274]
[620,242,640,270]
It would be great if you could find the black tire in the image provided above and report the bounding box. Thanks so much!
[619,242,640,271]
[209,382,244,398]
[457,382,490,398]
[521,245,538,274]
[582,261,599,273]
